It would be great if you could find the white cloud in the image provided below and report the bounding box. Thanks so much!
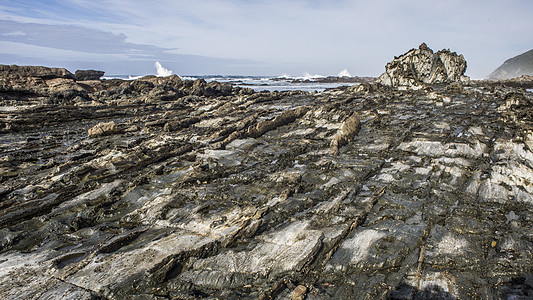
[0,40,127,62]
[2,31,26,37]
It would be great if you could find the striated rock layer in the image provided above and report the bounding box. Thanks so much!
[0,63,532,299]
[378,43,470,89]
[0,64,75,79]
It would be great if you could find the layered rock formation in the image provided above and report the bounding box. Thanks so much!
[0,64,75,79]
[0,64,239,111]
[489,49,533,80]
[0,61,532,299]
[377,43,470,89]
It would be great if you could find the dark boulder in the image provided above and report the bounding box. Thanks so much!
[191,78,207,96]
[48,89,90,105]
[75,70,105,81]
[205,81,233,97]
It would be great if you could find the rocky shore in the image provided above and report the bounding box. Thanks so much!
[1,44,532,299]
[271,76,376,84]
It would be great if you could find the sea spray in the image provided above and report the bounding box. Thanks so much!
[338,69,351,77]
[302,72,326,80]
[155,61,172,77]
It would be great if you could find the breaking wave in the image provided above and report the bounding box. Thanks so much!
[301,73,326,80]
[155,61,172,77]
[338,69,351,77]
[276,73,326,81]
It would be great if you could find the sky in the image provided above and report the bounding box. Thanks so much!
[0,0,532,78]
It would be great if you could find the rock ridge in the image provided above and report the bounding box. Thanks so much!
[377,43,470,89]
[0,64,75,79]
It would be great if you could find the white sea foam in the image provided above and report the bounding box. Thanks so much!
[127,75,144,80]
[102,75,143,80]
[338,69,351,77]
[104,73,358,93]
[275,73,325,81]
[155,61,172,77]
[301,72,326,80]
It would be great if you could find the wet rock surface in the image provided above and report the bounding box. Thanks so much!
[0,64,532,299]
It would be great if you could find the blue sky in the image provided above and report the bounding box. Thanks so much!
[1,0,532,78]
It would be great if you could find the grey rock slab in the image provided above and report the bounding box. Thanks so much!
[179,220,323,289]
[325,220,426,274]
[58,230,217,295]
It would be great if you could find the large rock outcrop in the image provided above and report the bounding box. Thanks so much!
[0,64,242,107]
[0,64,86,104]
[0,64,74,79]
[377,43,470,88]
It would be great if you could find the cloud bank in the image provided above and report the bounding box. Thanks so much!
[1,0,532,77]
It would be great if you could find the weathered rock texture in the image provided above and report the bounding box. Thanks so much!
[88,121,119,137]
[378,43,470,88]
[75,69,105,81]
[0,63,532,299]
[330,112,360,155]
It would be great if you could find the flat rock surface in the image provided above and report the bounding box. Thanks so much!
[0,70,532,299]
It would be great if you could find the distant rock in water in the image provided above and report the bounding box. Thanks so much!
[488,49,533,80]
[377,43,470,89]
[75,69,105,81]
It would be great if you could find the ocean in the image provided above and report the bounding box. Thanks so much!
[102,74,362,93]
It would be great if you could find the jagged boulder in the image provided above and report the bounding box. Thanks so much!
[88,121,119,137]
[377,43,470,88]
[75,70,105,81]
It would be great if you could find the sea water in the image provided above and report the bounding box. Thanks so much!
[102,74,360,93]
[103,62,360,93]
